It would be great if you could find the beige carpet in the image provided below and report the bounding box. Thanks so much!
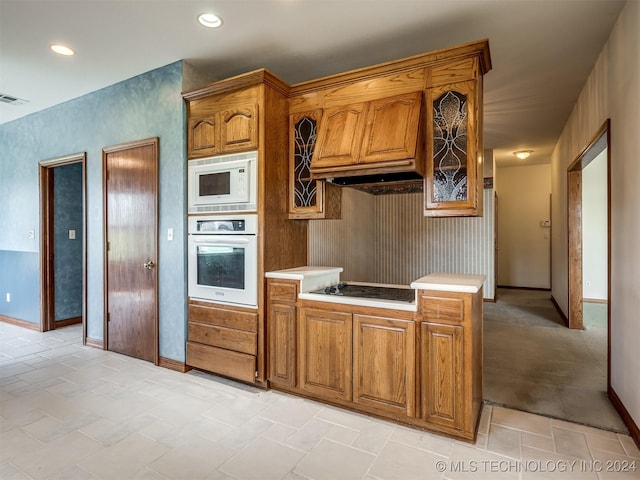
[483,288,628,433]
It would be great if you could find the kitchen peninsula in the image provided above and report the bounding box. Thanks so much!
[266,267,484,442]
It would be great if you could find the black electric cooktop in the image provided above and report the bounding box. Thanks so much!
[309,282,415,303]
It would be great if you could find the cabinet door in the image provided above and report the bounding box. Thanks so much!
[360,92,422,164]
[299,308,352,402]
[353,315,415,416]
[289,111,341,219]
[220,104,258,153]
[424,80,482,216]
[311,103,368,169]
[269,303,297,388]
[420,322,464,431]
[188,114,220,158]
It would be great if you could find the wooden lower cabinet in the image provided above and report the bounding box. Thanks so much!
[268,303,297,388]
[186,301,258,384]
[353,314,415,416]
[299,308,352,402]
[420,322,464,430]
[266,286,482,442]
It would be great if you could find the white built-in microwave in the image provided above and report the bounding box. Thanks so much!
[188,151,257,213]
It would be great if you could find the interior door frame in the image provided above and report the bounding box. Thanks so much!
[567,119,610,381]
[102,137,159,364]
[39,153,87,338]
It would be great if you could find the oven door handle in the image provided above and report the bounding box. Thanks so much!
[192,237,250,245]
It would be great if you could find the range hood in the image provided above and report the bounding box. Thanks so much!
[326,171,424,195]
[309,91,426,187]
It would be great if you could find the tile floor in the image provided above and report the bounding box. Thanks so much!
[1,323,638,480]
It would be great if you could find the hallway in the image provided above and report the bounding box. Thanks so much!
[484,288,626,433]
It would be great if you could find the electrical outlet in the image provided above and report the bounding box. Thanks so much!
[6,293,10,302]
[167,228,173,241]
[69,229,76,240]
[586,281,592,287]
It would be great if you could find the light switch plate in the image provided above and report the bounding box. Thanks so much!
[167,228,173,241]
[69,229,76,240]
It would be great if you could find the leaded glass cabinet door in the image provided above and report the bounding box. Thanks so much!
[424,80,483,217]
[289,110,341,219]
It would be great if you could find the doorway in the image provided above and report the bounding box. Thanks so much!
[103,138,159,364]
[567,120,610,375]
[39,153,87,337]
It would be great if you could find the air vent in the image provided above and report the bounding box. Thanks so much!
[0,94,28,106]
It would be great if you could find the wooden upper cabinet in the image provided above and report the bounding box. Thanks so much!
[424,80,483,217]
[289,110,341,219]
[186,101,258,159]
[188,115,220,157]
[353,314,415,417]
[360,92,423,164]
[312,103,368,169]
[220,104,258,153]
[309,92,424,178]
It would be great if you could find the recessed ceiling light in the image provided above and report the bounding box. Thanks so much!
[198,13,223,28]
[50,44,75,56]
[513,150,533,160]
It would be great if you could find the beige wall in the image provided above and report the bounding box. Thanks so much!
[551,0,639,428]
[497,164,551,288]
[308,186,496,299]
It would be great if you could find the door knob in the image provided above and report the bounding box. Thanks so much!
[144,261,155,270]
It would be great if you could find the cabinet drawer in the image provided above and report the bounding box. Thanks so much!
[268,281,298,304]
[419,296,465,323]
[187,342,256,384]
[188,303,257,332]
[189,322,257,355]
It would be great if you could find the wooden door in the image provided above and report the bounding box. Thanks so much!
[353,314,415,416]
[311,103,368,169]
[188,114,219,158]
[299,307,352,402]
[420,322,464,430]
[269,303,297,387]
[424,80,480,216]
[360,92,422,164]
[104,138,158,363]
[220,104,257,153]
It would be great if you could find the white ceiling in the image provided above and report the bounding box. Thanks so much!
[0,0,626,167]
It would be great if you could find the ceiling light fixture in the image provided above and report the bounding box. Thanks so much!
[198,13,223,28]
[50,44,75,56]
[513,150,533,160]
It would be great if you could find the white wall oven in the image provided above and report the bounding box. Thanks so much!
[188,214,258,307]
[188,151,257,214]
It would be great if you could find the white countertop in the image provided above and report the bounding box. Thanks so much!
[411,272,485,293]
[265,266,343,280]
[266,266,343,294]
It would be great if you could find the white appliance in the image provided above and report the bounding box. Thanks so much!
[188,151,257,214]
[188,214,258,307]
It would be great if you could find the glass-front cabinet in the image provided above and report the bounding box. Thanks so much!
[424,79,483,217]
[289,110,341,219]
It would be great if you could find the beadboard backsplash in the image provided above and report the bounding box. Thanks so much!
[309,187,495,300]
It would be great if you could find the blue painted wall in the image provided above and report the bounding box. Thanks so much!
[54,163,83,321]
[0,61,187,361]
[0,251,39,322]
